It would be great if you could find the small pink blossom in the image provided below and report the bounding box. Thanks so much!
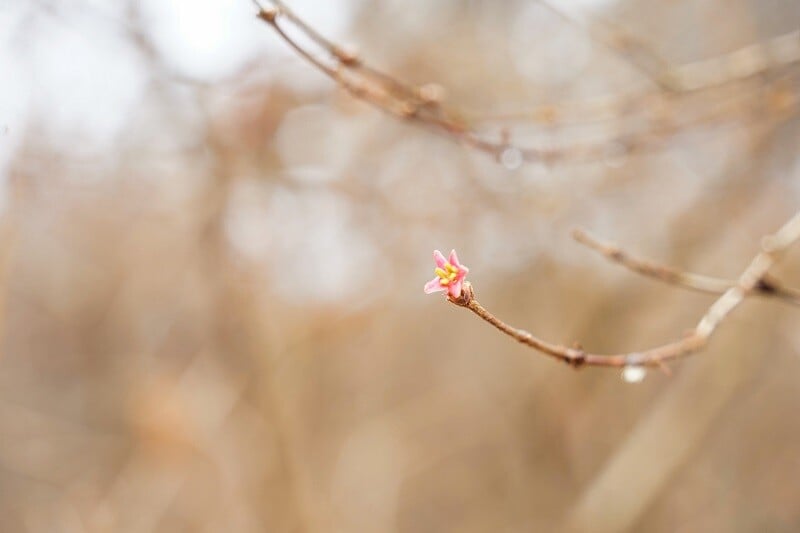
[424,249,469,299]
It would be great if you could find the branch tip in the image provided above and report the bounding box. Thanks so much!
[257,7,279,24]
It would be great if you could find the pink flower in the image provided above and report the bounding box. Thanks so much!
[424,249,469,299]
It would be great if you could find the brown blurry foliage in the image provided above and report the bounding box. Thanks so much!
[1,1,799,533]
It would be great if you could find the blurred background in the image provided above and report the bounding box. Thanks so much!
[0,0,799,531]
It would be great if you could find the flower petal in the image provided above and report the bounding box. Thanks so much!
[448,279,463,299]
[448,249,460,267]
[424,278,446,294]
[433,250,447,268]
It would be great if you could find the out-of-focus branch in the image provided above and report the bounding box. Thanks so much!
[538,1,679,91]
[252,1,557,164]
[447,211,800,370]
[252,1,800,165]
[673,30,800,91]
[572,228,800,306]
[540,3,800,92]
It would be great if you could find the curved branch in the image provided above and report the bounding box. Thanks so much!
[451,283,704,369]
[251,1,800,165]
[446,211,800,370]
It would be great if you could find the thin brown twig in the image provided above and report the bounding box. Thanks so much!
[445,211,800,369]
[539,3,800,93]
[538,1,679,91]
[251,1,800,165]
[572,228,800,306]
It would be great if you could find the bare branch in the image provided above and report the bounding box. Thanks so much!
[572,228,800,306]
[252,1,800,165]
[446,211,800,370]
[539,3,800,93]
[538,1,679,91]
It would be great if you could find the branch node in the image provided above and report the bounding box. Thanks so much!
[656,360,673,376]
[566,347,587,369]
[257,7,280,24]
[397,102,419,118]
[333,46,361,67]
[447,281,474,307]
[418,83,446,105]
[755,275,778,294]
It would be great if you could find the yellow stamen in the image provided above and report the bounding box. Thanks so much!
[439,277,450,286]
[434,267,448,279]
[448,271,457,280]
[446,263,459,273]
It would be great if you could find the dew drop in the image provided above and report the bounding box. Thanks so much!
[622,365,647,383]
[500,146,523,170]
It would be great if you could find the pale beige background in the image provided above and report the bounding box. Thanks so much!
[0,1,799,532]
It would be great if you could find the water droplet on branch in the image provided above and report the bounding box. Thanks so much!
[622,365,647,383]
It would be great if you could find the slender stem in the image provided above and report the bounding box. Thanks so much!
[573,228,800,306]
[450,283,704,369]
[538,1,679,91]
[250,0,800,165]
[447,211,800,370]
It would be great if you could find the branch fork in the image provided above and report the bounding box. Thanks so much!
[433,211,800,373]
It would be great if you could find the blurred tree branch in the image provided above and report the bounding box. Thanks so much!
[253,0,800,372]
[252,0,800,165]
[572,228,800,306]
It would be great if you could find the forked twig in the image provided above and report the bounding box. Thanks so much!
[251,0,800,165]
[538,1,679,91]
[446,211,800,370]
[540,2,800,92]
[572,228,800,306]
